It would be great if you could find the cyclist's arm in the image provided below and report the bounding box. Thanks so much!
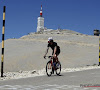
[44,47,49,56]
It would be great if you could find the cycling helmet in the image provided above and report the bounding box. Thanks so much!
[48,37,53,43]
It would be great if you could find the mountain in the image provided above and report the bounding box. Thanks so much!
[0,30,98,72]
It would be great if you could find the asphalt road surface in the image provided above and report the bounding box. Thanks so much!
[0,69,100,90]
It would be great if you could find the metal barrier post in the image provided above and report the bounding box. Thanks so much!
[99,34,100,66]
[94,29,100,66]
[1,6,6,77]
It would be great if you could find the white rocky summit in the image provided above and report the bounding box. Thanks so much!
[0,29,99,80]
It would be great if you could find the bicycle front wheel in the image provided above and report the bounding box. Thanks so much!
[46,61,52,76]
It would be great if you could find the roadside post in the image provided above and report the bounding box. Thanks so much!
[94,29,100,66]
[1,6,6,77]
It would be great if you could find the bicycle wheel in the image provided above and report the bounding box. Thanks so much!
[56,61,61,75]
[46,61,52,76]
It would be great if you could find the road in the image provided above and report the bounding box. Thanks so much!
[0,69,100,90]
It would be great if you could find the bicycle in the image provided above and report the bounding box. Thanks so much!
[45,56,61,76]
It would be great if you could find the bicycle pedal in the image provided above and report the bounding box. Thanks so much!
[50,71,53,74]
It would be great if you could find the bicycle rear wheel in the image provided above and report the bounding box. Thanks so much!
[56,61,61,75]
[46,61,52,76]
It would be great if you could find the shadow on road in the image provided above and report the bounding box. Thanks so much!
[46,74,64,77]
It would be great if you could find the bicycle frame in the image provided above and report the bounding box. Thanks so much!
[47,56,56,70]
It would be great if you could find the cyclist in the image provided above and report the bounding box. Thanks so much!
[44,37,60,63]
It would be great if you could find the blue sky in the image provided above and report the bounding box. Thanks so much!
[0,0,100,41]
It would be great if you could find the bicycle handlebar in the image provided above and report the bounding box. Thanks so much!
[44,56,53,59]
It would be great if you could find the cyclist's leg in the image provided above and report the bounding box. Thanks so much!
[52,54,59,64]
[56,48,60,62]
[52,50,60,66]
[55,50,60,62]
[55,54,58,61]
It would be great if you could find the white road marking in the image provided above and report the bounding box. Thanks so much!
[70,76,76,77]
[0,84,99,90]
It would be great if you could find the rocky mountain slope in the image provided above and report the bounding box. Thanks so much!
[0,30,99,72]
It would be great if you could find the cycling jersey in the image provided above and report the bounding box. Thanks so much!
[47,42,60,55]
